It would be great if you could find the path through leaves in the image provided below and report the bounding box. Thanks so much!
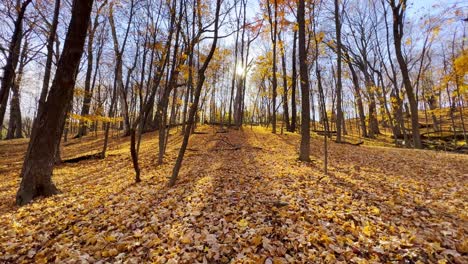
[0,127,467,263]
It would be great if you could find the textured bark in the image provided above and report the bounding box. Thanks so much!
[362,72,380,138]
[298,0,310,162]
[182,13,195,133]
[234,0,247,128]
[290,30,298,132]
[334,0,343,143]
[169,0,221,187]
[38,0,61,114]
[0,0,31,133]
[108,1,134,137]
[347,62,367,137]
[16,0,93,206]
[390,0,422,148]
[157,0,182,164]
[6,36,29,140]
[130,128,140,183]
[228,2,241,127]
[266,0,278,133]
[279,33,290,132]
[6,62,25,139]
[77,3,106,137]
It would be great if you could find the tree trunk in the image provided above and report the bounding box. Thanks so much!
[298,0,310,162]
[16,0,93,206]
[77,4,105,137]
[228,2,241,127]
[6,36,29,140]
[108,1,134,137]
[347,62,367,137]
[6,63,25,139]
[334,0,343,143]
[290,30,298,132]
[390,0,422,148]
[169,0,221,187]
[266,0,278,133]
[279,33,290,131]
[0,0,31,133]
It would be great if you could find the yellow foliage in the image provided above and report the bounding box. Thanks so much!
[454,50,468,77]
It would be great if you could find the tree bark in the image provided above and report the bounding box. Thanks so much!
[108,1,134,137]
[6,40,27,140]
[0,0,31,134]
[266,0,278,133]
[390,0,422,148]
[298,0,310,162]
[77,2,106,137]
[290,30,298,132]
[347,61,367,137]
[16,0,93,206]
[169,0,221,186]
[279,33,290,131]
[38,0,61,116]
[334,0,343,143]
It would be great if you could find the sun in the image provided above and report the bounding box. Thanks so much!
[236,63,245,76]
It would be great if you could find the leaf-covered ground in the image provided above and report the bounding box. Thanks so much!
[0,127,467,263]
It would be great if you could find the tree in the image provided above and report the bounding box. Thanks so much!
[169,0,222,187]
[265,0,278,133]
[108,0,134,137]
[279,32,291,131]
[389,0,422,148]
[37,0,61,119]
[298,0,310,162]
[334,0,343,142]
[76,0,108,137]
[0,0,32,135]
[16,0,94,206]
[5,35,30,139]
[290,29,298,132]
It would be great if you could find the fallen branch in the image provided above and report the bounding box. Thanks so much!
[210,146,241,151]
[337,141,364,146]
[313,130,337,134]
[63,152,104,163]
[187,148,200,151]
[192,131,209,135]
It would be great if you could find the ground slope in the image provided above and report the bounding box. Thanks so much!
[0,127,467,263]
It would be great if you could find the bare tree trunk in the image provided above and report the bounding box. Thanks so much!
[0,0,31,134]
[266,0,278,133]
[228,2,241,127]
[77,2,106,137]
[290,30,298,132]
[347,62,367,137]
[16,0,93,206]
[390,0,422,148]
[298,0,310,162]
[279,33,290,131]
[6,37,29,140]
[158,1,183,164]
[334,0,343,143]
[108,0,134,137]
[38,0,61,115]
[169,0,221,186]
[6,72,24,139]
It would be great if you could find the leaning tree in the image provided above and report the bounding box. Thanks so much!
[16,0,94,206]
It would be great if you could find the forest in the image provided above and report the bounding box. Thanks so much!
[0,0,467,263]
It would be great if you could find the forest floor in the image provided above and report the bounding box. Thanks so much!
[0,126,467,263]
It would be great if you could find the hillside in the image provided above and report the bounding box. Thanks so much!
[0,126,467,263]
